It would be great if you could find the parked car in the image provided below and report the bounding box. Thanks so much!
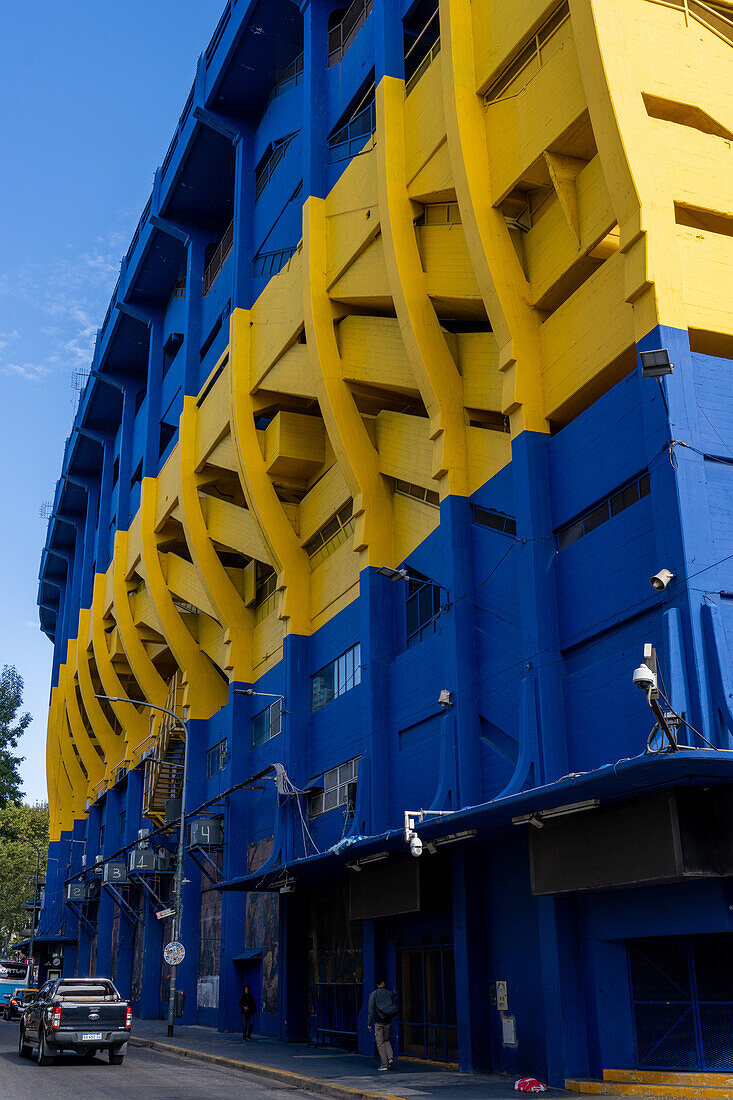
[3,988,36,1021]
[18,977,131,1065]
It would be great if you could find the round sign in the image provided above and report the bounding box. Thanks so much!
[163,941,185,966]
[26,957,35,967]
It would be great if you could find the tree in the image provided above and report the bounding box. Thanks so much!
[0,803,49,947]
[0,665,30,807]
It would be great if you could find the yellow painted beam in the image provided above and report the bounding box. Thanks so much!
[303,196,394,567]
[376,75,468,495]
[139,477,227,718]
[440,0,546,436]
[75,608,127,779]
[63,643,105,792]
[229,309,312,636]
[112,529,169,709]
[90,572,149,751]
[179,395,253,682]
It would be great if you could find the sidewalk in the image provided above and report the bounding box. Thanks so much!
[130,1019,600,1099]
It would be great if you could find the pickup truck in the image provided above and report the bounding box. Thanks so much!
[18,977,131,1065]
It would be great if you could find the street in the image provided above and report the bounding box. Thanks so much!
[0,1021,319,1100]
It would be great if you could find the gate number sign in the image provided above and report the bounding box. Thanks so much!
[164,941,186,966]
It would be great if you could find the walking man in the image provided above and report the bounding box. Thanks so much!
[238,983,257,1040]
[367,977,398,1072]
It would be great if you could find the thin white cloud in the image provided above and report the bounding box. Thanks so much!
[3,362,52,382]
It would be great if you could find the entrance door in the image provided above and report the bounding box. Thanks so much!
[399,945,457,1062]
[629,936,733,1070]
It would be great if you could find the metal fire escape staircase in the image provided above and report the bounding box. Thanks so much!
[142,674,186,827]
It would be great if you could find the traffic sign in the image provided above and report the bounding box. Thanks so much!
[26,957,35,967]
[163,941,185,966]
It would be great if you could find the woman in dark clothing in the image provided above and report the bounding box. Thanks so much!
[238,984,257,1040]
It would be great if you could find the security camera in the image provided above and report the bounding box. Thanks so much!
[632,663,657,692]
[650,568,674,591]
[409,833,423,858]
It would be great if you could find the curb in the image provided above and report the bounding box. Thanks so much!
[129,1036,405,1100]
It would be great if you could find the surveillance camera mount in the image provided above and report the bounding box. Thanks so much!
[634,643,679,752]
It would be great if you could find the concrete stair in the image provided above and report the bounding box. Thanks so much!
[565,1069,733,1098]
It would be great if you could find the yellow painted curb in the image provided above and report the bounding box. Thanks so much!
[605,1070,733,1088]
[566,1078,733,1098]
[130,1036,406,1100]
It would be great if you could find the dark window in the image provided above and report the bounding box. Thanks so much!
[472,505,517,536]
[112,457,119,488]
[309,757,359,817]
[131,460,142,489]
[406,571,442,646]
[206,738,228,778]
[304,500,355,564]
[404,0,440,92]
[328,80,375,163]
[163,333,184,377]
[134,389,146,414]
[119,810,126,835]
[159,422,176,458]
[557,471,651,550]
[200,301,231,361]
[255,133,298,199]
[312,644,361,711]
[328,0,373,66]
[394,479,440,507]
[252,701,282,749]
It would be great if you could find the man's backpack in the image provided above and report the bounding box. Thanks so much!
[376,991,399,1022]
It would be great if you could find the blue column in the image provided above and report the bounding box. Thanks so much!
[358,918,377,1055]
[232,128,255,310]
[374,0,404,82]
[360,569,395,834]
[512,432,567,785]
[301,0,330,199]
[143,313,165,478]
[183,232,208,397]
[536,895,590,1086]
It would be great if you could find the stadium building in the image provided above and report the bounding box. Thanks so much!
[34,0,733,1087]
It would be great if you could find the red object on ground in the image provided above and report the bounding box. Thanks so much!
[514,1078,548,1093]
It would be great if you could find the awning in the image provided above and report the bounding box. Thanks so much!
[219,749,733,893]
[233,948,262,961]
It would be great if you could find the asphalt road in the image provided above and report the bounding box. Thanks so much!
[0,1020,319,1100]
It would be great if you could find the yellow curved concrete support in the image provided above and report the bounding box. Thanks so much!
[303,196,394,567]
[139,477,227,717]
[440,0,546,436]
[376,75,468,497]
[229,309,312,636]
[56,677,91,820]
[46,701,63,839]
[90,572,149,749]
[112,528,168,708]
[75,607,128,778]
[570,0,684,338]
[63,643,105,792]
[179,396,253,682]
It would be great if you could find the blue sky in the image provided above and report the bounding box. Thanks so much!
[0,1,225,803]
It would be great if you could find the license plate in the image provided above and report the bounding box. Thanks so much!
[82,1032,103,1041]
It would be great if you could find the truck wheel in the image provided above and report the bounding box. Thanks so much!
[108,1050,125,1065]
[36,1030,54,1066]
[18,1026,31,1058]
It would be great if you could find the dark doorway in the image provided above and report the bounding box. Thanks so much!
[399,945,457,1062]
[629,935,733,1070]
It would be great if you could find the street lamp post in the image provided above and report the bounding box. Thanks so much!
[95,694,189,1037]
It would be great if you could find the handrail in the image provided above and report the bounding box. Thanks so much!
[328,98,375,163]
[253,245,298,279]
[255,134,297,200]
[202,220,234,296]
[328,0,374,66]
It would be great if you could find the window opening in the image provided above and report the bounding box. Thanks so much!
[328,0,374,66]
[163,333,184,378]
[309,757,360,817]
[206,738,229,778]
[404,1,440,94]
[472,505,517,536]
[202,221,234,296]
[556,472,651,550]
[268,51,304,104]
[328,82,375,163]
[254,567,277,623]
[484,1,570,103]
[312,643,361,711]
[253,245,298,279]
[406,571,442,646]
[252,699,282,749]
[255,133,299,200]
[304,500,355,566]
[394,479,440,507]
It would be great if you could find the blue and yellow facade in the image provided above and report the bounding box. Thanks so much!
[36,0,733,1086]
